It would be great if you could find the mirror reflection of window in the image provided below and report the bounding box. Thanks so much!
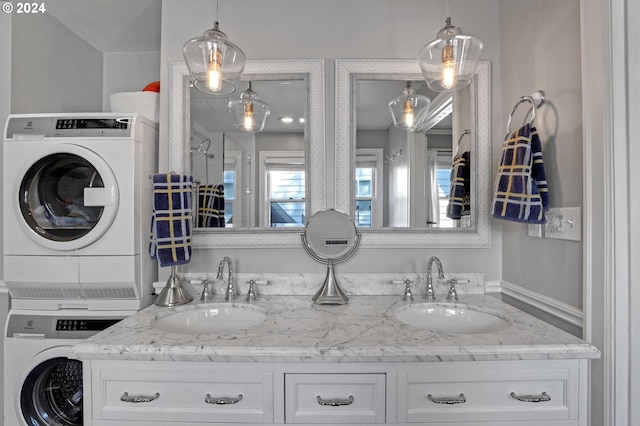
[223,151,243,228]
[223,170,235,227]
[355,167,373,227]
[260,151,306,228]
[268,169,305,227]
[355,149,384,228]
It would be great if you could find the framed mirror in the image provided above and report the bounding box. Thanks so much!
[169,59,326,247]
[335,59,491,248]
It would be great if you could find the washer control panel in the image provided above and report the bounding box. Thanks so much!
[6,313,123,339]
[53,118,130,137]
[5,115,135,139]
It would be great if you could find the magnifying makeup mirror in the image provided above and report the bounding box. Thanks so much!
[301,209,361,304]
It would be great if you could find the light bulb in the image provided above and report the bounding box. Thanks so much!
[243,102,254,131]
[206,46,223,91]
[441,42,456,89]
[403,98,415,128]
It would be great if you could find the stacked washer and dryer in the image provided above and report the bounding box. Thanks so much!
[3,113,159,426]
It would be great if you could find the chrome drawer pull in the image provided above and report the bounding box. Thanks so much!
[120,392,160,403]
[427,393,467,405]
[510,391,551,403]
[205,393,243,405]
[316,395,354,406]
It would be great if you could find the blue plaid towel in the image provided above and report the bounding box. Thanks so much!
[197,184,225,228]
[149,174,193,267]
[446,151,471,219]
[492,124,549,223]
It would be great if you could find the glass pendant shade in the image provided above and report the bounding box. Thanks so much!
[228,82,270,132]
[418,17,483,92]
[183,21,246,96]
[388,82,431,132]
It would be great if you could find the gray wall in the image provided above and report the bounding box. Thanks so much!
[102,51,161,112]
[11,12,103,113]
[11,14,160,115]
[498,0,583,309]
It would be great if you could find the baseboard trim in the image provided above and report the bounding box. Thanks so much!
[500,281,583,329]
[485,280,502,294]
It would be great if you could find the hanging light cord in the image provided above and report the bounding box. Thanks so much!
[446,0,451,17]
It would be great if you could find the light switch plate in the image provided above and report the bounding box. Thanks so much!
[544,207,581,241]
[528,223,543,238]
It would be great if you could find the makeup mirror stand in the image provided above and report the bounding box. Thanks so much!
[301,209,361,305]
[301,238,361,305]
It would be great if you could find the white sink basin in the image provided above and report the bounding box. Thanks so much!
[394,303,512,334]
[151,304,267,335]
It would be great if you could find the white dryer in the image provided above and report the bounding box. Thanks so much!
[3,113,158,310]
[4,309,131,426]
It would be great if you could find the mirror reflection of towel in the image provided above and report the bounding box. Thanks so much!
[492,124,549,223]
[197,184,225,228]
[446,151,471,219]
[149,174,193,267]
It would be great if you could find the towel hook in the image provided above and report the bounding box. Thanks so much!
[506,90,545,135]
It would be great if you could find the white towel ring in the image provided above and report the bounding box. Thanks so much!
[457,129,471,145]
[456,129,471,154]
[506,90,545,135]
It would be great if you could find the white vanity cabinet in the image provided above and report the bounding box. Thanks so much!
[396,360,584,425]
[84,359,588,426]
[87,361,274,424]
[284,373,386,424]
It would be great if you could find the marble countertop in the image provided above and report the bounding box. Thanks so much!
[71,294,600,363]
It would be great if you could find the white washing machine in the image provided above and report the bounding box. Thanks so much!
[4,309,131,426]
[3,113,158,311]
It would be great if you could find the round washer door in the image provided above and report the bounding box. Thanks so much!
[15,144,119,251]
[18,347,84,426]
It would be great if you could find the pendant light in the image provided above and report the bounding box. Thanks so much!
[228,82,270,132]
[418,1,483,92]
[183,1,246,96]
[388,81,431,132]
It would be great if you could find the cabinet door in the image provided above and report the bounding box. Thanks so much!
[397,360,579,424]
[285,373,386,424]
[92,365,273,424]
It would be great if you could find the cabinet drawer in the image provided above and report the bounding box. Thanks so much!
[397,362,578,423]
[93,368,273,424]
[285,373,386,424]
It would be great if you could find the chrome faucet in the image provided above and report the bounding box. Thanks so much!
[217,257,236,301]
[425,256,445,301]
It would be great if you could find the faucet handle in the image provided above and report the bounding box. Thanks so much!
[446,278,470,302]
[246,280,269,302]
[189,279,213,302]
[390,279,414,301]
